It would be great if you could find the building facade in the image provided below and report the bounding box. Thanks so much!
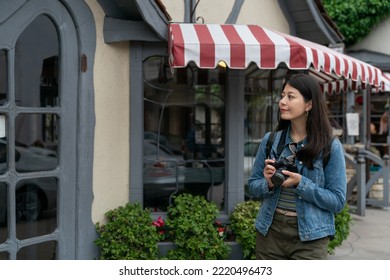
[0,0,381,259]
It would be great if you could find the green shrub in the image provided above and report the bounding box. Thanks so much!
[229,200,260,259]
[95,202,162,260]
[165,193,231,260]
[328,204,352,255]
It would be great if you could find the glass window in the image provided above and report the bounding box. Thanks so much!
[15,178,58,240]
[326,93,345,134]
[0,50,6,105]
[143,57,225,211]
[0,15,59,260]
[15,16,59,108]
[0,251,8,260]
[0,183,8,244]
[15,114,58,173]
[357,92,390,156]
[243,66,288,196]
[17,241,57,260]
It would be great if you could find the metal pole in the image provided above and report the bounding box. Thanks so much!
[357,148,366,216]
[383,155,390,207]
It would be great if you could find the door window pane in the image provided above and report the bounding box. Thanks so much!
[0,183,8,244]
[15,16,58,107]
[0,251,8,260]
[143,57,226,211]
[0,50,6,105]
[17,241,57,260]
[15,178,58,240]
[0,115,8,175]
[15,114,58,173]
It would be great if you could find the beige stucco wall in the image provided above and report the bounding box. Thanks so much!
[85,0,130,223]
[162,0,186,22]
[235,0,289,32]
[349,17,390,56]
[162,0,289,33]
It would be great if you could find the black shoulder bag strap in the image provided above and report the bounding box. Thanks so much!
[265,131,275,159]
[266,129,287,159]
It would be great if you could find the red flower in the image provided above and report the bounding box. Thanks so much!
[152,216,165,227]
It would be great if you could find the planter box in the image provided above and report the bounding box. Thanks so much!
[158,241,175,258]
[226,241,244,260]
[158,241,244,260]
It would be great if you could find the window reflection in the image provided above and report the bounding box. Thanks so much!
[0,115,8,175]
[17,241,57,260]
[0,251,8,260]
[15,178,57,240]
[0,183,8,244]
[0,50,6,105]
[143,57,225,211]
[15,16,58,108]
[243,67,288,198]
[15,114,58,173]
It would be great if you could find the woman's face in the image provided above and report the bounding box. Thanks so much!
[279,83,312,122]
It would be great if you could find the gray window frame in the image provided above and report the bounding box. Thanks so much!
[0,0,96,260]
[129,42,246,219]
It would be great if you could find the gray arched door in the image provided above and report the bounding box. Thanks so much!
[0,0,79,259]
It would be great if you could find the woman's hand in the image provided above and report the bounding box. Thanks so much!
[263,159,276,188]
[280,170,302,188]
[263,159,302,189]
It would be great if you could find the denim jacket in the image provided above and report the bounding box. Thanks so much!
[247,127,347,241]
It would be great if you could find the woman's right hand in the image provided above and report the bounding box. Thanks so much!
[263,159,276,188]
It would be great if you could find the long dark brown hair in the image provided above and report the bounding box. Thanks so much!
[276,74,333,169]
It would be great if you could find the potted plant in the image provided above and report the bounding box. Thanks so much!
[163,193,231,259]
[95,202,163,260]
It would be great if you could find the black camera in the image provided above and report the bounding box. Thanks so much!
[271,157,297,187]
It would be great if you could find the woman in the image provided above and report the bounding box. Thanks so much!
[248,74,346,260]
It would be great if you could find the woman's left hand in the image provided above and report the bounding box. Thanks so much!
[280,170,301,188]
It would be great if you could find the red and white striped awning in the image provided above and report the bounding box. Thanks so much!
[168,23,382,88]
[310,68,370,95]
[382,72,390,92]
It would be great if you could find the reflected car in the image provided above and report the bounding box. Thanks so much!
[144,131,182,156]
[143,139,185,206]
[143,139,225,208]
[0,140,57,225]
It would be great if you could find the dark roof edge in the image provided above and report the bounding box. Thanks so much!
[135,0,169,41]
[310,0,344,44]
[98,0,168,43]
[347,49,390,71]
[278,0,344,45]
[277,0,296,35]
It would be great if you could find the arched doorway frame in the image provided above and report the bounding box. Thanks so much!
[0,0,96,259]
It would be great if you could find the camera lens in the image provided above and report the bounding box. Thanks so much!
[271,171,285,186]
